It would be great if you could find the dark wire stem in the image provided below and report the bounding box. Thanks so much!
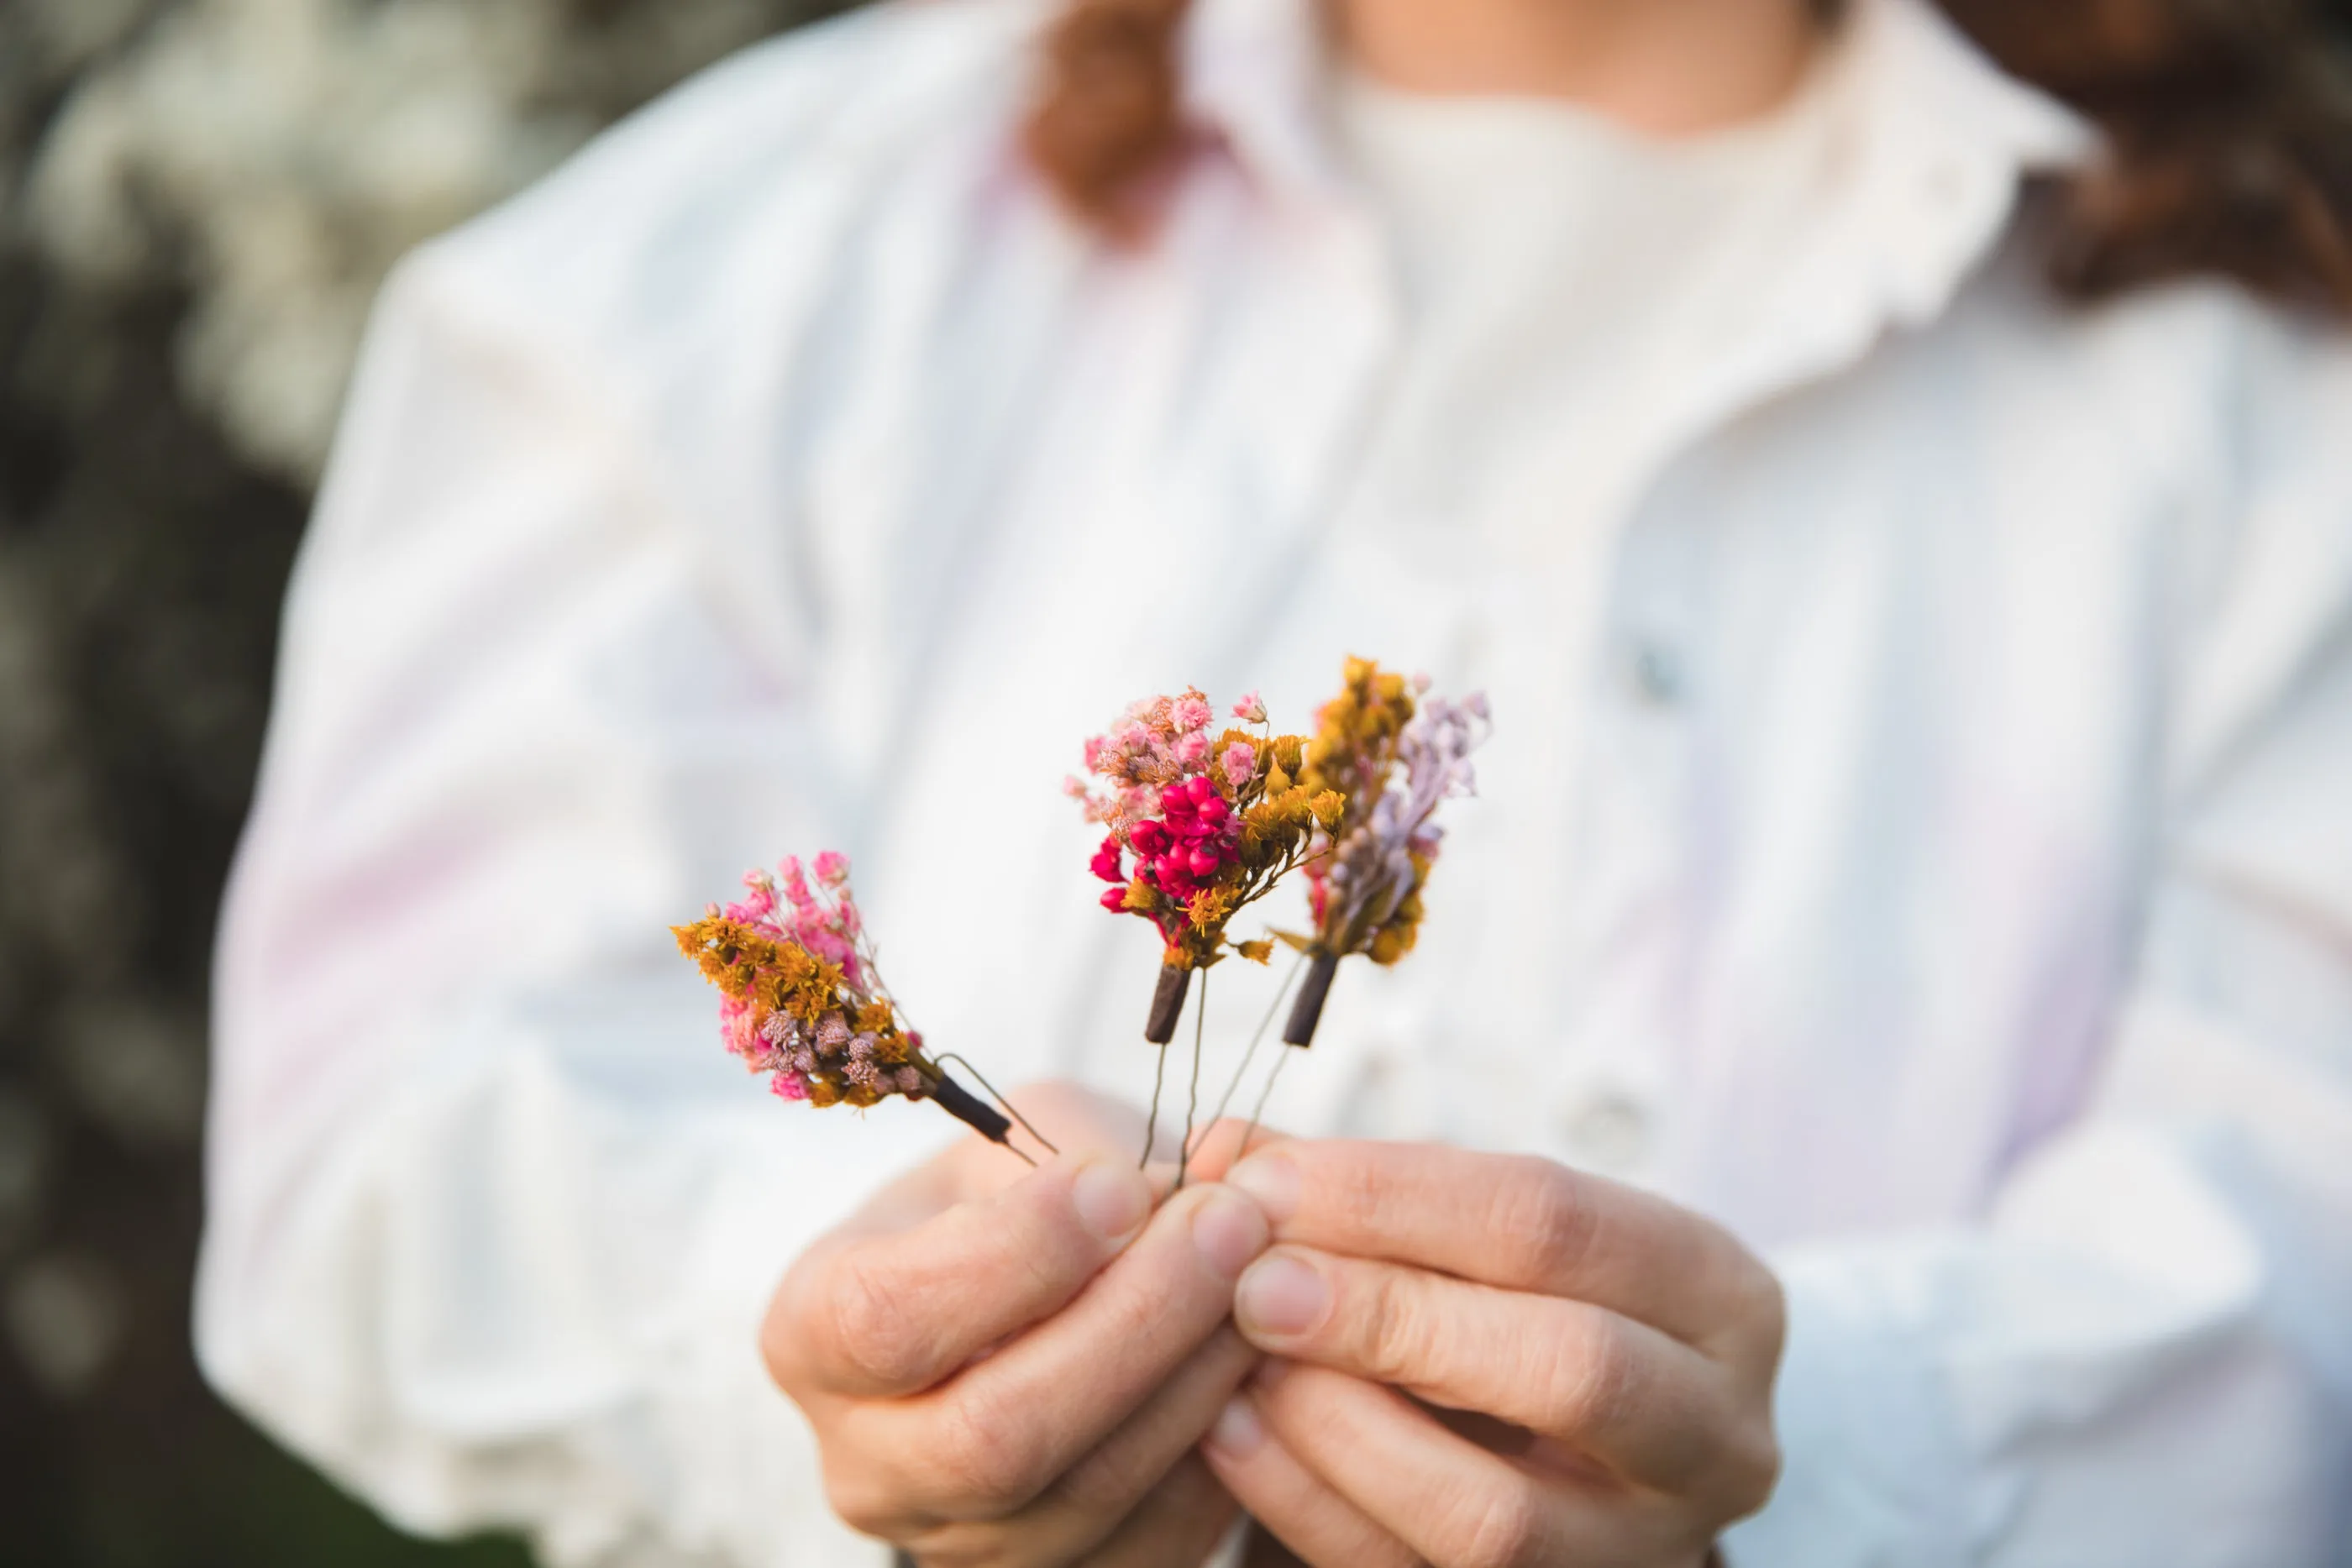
[1140,1040,1168,1171]
[1239,1037,1296,1162]
[1173,969,1209,1193]
[932,1052,1061,1159]
[1203,949,1307,1149]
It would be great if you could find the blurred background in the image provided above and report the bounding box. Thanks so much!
[0,2,851,1560]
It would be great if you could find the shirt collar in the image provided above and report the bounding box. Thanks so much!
[1178,0,2095,320]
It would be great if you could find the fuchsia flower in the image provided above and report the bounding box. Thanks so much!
[1072,684,1331,976]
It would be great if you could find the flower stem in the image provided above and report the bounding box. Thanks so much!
[932,1052,1059,1161]
[1282,952,1341,1047]
[1141,1041,1168,1171]
[1145,961,1191,1044]
[1205,949,1306,1142]
[1240,1040,1296,1162]
[1173,969,1209,1192]
[929,1072,1015,1148]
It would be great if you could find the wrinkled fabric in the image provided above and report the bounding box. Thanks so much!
[199,0,2352,1563]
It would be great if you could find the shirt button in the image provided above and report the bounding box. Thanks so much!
[1559,1089,1651,1172]
[1626,639,1685,708]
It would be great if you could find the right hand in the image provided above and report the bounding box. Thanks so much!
[762,1082,1274,1566]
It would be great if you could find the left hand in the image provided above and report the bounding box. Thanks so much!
[1199,1139,1784,1567]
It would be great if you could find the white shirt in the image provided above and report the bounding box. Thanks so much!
[1330,67,1846,999]
[1334,62,1840,536]
[197,0,2352,1564]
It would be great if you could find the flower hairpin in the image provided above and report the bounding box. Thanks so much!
[1209,658,1491,1149]
[1288,659,1491,1042]
[673,853,1053,1162]
[1069,688,1341,1172]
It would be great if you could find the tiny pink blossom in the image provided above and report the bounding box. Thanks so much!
[1221,742,1256,789]
[1172,695,1214,733]
[1173,730,1210,768]
[770,1072,811,1101]
[1231,691,1267,724]
[812,851,851,887]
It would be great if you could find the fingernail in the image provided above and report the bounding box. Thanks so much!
[1236,1252,1329,1340]
[1206,1395,1264,1459]
[1191,1188,1272,1279]
[1225,1151,1300,1225]
[1072,1159,1152,1245]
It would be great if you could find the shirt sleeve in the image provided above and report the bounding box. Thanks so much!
[193,241,952,1568]
[1723,316,2352,1567]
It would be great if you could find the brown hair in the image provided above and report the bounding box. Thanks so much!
[1021,0,2352,315]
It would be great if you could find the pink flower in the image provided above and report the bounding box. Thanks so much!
[771,1072,811,1102]
[1090,836,1126,883]
[1221,742,1255,789]
[1173,731,1210,768]
[1172,695,1214,733]
[813,851,850,887]
[1231,691,1267,723]
[737,871,777,915]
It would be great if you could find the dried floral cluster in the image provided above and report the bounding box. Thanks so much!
[1071,689,1343,973]
[671,853,931,1109]
[1299,658,1493,967]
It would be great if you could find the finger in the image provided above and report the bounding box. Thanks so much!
[1233,1248,1770,1497]
[885,1333,1255,1565]
[1224,1141,1771,1352]
[1200,1391,1415,1568]
[1179,1117,1295,1187]
[768,1153,1155,1399]
[1252,1362,1685,1568]
[1016,1325,1261,1561]
[1080,1454,1240,1567]
[842,1182,1271,1520]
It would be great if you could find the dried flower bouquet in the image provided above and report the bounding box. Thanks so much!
[673,852,1053,1162]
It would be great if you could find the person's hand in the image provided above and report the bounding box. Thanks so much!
[1201,1140,1783,1567]
[763,1082,1272,1566]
